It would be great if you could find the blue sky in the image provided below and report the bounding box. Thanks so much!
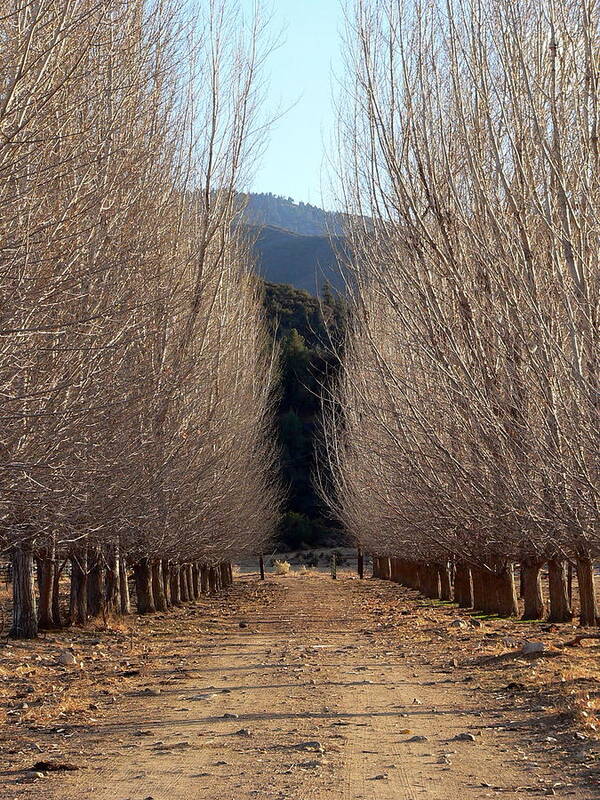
[240,0,345,208]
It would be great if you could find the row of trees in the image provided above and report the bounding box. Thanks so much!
[325,0,599,624]
[1,0,281,638]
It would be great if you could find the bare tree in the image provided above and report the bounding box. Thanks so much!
[324,0,599,625]
[1,0,281,638]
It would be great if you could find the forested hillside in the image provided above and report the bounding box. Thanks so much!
[237,193,350,294]
[262,282,347,550]
[250,226,347,294]
[241,193,344,236]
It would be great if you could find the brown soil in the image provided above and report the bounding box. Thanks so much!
[2,572,600,799]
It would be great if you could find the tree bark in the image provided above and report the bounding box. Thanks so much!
[381,557,392,580]
[10,541,38,639]
[495,564,519,618]
[70,549,88,626]
[200,564,209,594]
[521,560,545,620]
[186,564,194,599]
[192,564,200,597]
[576,554,598,627]
[87,546,104,618]
[388,557,397,582]
[105,543,121,614]
[208,565,218,593]
[179,564,190,602]
[119,556,131,614]
[439,562,452,601]
[170,563,182,606]
[36,547,55,630]
[358,547,364,579]
[454,562,473,608]
[407,559,421,590]
[219,562,230,589]
[162,560,172,607]
[471,567,488,613]
[422,564,441,599]
[519,566,526,599]
[52,560,62,627]
[568,563,574,605]
[548,559,572,622]
[133,559,155,614]
[151,560,168,611]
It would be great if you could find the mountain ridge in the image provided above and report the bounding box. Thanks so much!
[240,192,345,238]
[241,193,347,295]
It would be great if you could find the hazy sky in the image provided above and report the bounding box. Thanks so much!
[240,0,345,208]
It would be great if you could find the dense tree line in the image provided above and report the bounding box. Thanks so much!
[1,0,281,639]
[263,283,346,549]
[325,0,599,624]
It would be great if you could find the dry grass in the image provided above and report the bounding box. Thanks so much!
[274,559,291,575]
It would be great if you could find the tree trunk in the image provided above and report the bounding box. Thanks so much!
[52,560,62,627]
[87,546,104,618]
[70,550,88,625]
[186,564,194,599]
[358,548,364,579]
[548,559,572,623]
[382,557,392,580]
[521,560,545,620]
[495,564,519,618]
[395,558,407,586]
[473,567,502,615]
[162,560,172,607]
[200,564,209,594]
[406,559,421,590]
[208,566,218,593]
[10,541,38,639]
[151,560,168,612]
[36,548,55,630]
[454,562,473,608]
[192,564,200,597]
[133,559,155,614]
[439,562,452,601]
[519,566,526,599]
[219,562,230,589]
[179,564,190,601]
[119,556,131,614]
[170,563,182,606]
[105,543,121,614]
[568,563,574,605]
[422,564,441,599]
[576,554,598,627]
[471,567,487,613]
[388,557,397,582]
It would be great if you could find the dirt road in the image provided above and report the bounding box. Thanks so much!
[5,573,599,799]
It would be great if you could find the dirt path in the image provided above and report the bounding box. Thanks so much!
[4,573,599,799]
